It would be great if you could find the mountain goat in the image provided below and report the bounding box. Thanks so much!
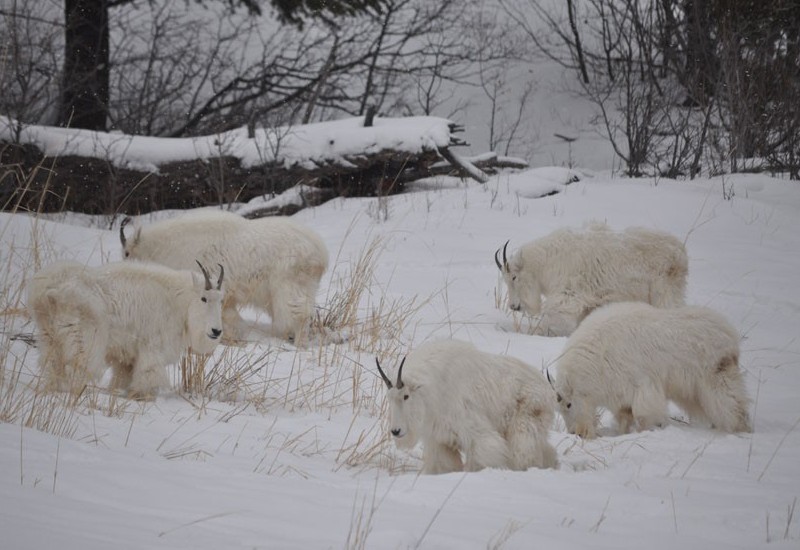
[120,209,328,344]
[495,223,688,336]
[377,339,558,474]
[28,260,224,399]
[551,302,751,439]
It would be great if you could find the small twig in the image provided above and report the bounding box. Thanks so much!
[766,510,771,543]
[747,370,762,472]
[52,437,60,494]
[124,412,136,447]
[9,332,36,346]
[158,511,237,537]
[681,440,712,479]
[414,473,467,549]
[785,497,797,540]
[590,496,611,533]
[19,422,23,485]
[683,186,715,247]
[758,414,800,482]
[670,491,678,533]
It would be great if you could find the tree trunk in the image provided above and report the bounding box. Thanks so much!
[567,0,590,84]
[59,0,109,130]
[302,34,338,124]
[681,0,715,106]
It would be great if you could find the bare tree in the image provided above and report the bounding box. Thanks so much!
[0,1,62,128]
[502,0,800,179]
[55,0,391,131]
[99,0,516,138]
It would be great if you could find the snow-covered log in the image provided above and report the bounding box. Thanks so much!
[1,115,488,215]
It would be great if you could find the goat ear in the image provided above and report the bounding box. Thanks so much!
[132,227,142,247]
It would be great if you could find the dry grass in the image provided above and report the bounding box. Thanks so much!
[0,165,74,437]
[0,160,136,439]
[0,158,433,479]
[316,233,427,354]
[139,213,428,473]
[344,475,396,550]
[487,519,529,550]
[334,406,417,475]
[177,345,279,410]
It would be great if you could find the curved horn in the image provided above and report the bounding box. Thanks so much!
[546,369,563,402]
[375,358,393,389]
[502,240,510,267]
[494,248,503,271]
[216,263,225,290]
[195,260,213,291]
[119,217,132,248]
[396,357,406,389]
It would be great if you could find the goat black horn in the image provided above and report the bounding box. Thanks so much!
[396,357,406,389]
[375,358,393,389]
[216,263,224,290]
[196,260,213,291]
[119,217,132,248]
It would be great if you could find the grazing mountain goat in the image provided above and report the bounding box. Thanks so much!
[28,260,224,399]
[551,302,751,439]
[376,340,558,474]
[495,223,688,336]
[120,210,328,344]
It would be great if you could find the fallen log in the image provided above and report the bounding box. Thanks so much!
[1,115,494,215]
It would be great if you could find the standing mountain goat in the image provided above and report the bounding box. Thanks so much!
[495,223,688,336]
[551,302,751,439]
[28,260,224,399]
[120,209,328,344]
[377,340,558,474]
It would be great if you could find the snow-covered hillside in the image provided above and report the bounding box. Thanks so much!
[1,168,799,549]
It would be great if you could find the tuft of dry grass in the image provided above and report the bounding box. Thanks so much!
[487,519,529,550]
[344,481,377,550]
[1,159,134,438]
[333,405,417,474]
[318,234,386,334]
[177,345,280,412]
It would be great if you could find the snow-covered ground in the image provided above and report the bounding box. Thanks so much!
[1,168,799,549]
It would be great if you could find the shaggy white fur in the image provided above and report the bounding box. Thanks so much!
[28,260,224,399]
[496,222,688,336]
[121,209,328,344]
[553,301,751,439]
[379,339,558,474]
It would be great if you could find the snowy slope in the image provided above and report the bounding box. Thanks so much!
[1,169,799,549]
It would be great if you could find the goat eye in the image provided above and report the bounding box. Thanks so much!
[512,275,517,281]
[566,403,572,409]
[403,394,409,401]
[124,252,129,258]
[201,297,207,303]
